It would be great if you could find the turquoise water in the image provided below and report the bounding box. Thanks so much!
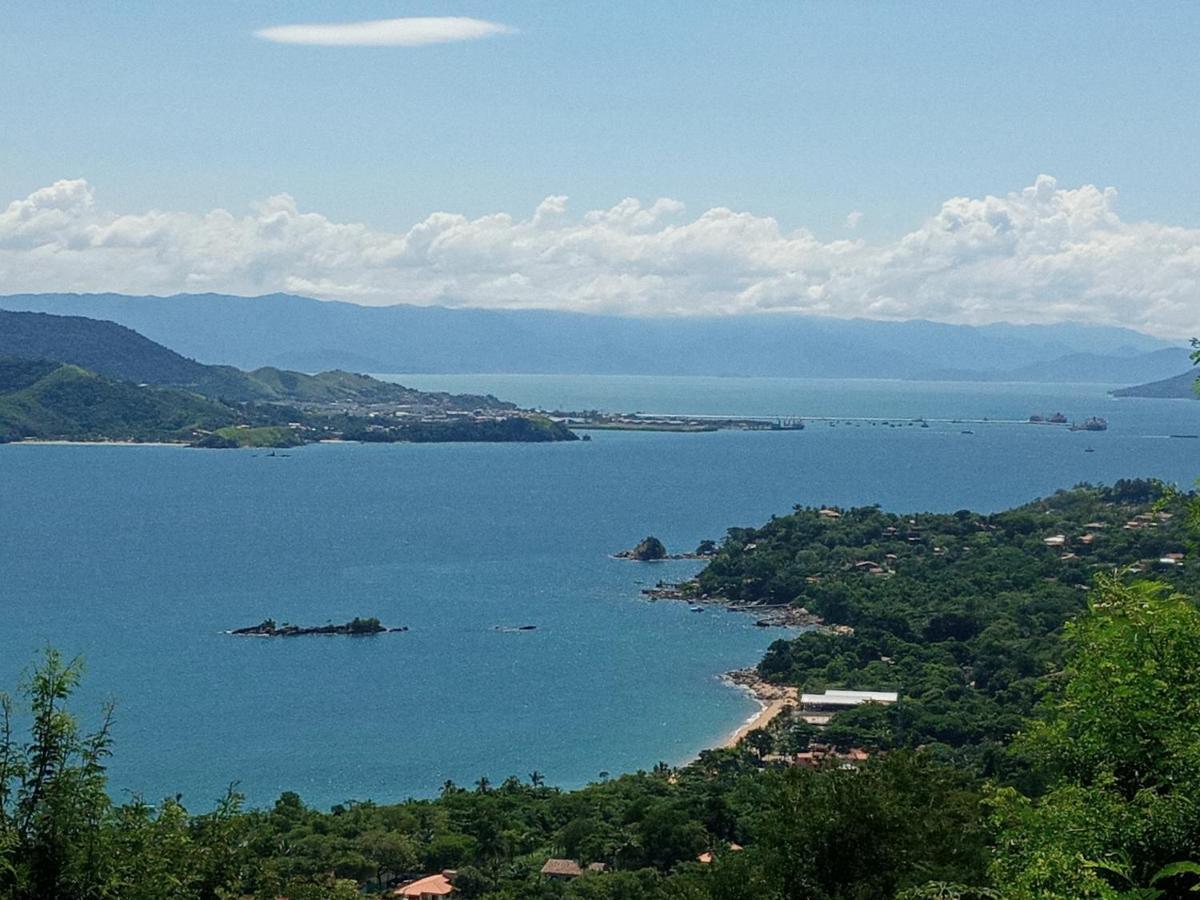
[2,376,1199,810]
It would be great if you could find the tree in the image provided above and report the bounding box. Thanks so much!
[357,828,419,888]
[742,729,773,760]
[0,649,114,899]
[990,577,1200,897]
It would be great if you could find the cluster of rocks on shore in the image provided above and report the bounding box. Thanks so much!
[613,535,718,561]
[641,580,825,628]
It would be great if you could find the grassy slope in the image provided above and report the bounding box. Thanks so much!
[0,362,236,441]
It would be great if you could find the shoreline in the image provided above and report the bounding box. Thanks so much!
[7,439,188,447]
[717,669,798,750]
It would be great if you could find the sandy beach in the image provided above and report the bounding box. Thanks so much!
[720,669,798,749]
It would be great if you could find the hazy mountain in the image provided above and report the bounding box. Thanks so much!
[1111,370,1199,399]
[922,348,1194,384]
[0,292,1181,381]
[0,309,511,408]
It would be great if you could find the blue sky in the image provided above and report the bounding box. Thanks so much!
[2,2,1199,335]
[5,1,1200,237]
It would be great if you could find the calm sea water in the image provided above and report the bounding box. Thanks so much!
[2,376,1198,810]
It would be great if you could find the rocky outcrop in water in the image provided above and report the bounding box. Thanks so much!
[229,617,406,637]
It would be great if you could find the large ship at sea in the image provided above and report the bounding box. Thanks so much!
[1069,416,1109,432]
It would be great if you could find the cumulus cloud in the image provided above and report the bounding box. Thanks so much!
[254,16,514,47]
[845,210,863,230]
[1,175,1197,337]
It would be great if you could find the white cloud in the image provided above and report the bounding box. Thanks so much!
[254,16,514,47]
[1,176,1198,338]
[845,210,863,230]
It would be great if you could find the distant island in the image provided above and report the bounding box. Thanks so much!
[0,310,576,447]
[228,617,406,637]
[1112,369,1199,399]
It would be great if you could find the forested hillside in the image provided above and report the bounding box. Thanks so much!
[693,481,1196,771]
[0,359,241,442]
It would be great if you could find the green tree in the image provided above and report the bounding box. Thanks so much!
[0,649,114,899]
[990,577,1200,897]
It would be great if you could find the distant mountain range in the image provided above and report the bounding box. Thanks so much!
[0,310,511,408]
[1111,370,1198,399]
[0,293,1188,384]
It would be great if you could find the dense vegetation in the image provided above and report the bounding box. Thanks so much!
[693,482,1197,775]
[3,481,1200,898]
[0,361,239,443]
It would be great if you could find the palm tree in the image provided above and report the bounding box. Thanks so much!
[474,776,491,794]
[528,771,544,788]
[440,779,458,797]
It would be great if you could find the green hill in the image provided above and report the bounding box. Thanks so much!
[0,357,571,447]
[0,360,238,443]
[1111,369,1198,399]
[0,309,511,408]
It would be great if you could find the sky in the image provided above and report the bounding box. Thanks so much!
[2,2,1200,336]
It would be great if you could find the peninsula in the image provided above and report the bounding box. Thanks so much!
[0,311,576,447]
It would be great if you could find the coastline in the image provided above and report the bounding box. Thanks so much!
[717,669,798,750]
[8,439,187,447]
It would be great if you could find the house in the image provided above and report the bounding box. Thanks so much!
[799,690,896,724]
[1042,535,1067,547]
[793,745,871,769]
[698,843,744,864]
[541,859,584,880]
[586,863,608,873]
[800,690,899,712]
[395,870,456,899]
[818,508,842,519]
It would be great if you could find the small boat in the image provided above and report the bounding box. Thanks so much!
[689,606,705,613]
[1169,434,1200,440]
[1085,447,1095,453]
[961,430,974,435]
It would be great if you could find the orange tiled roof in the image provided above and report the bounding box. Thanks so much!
[395,873,455,897]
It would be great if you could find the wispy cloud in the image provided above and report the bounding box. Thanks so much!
[254,16,514,47]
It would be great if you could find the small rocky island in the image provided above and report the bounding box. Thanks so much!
[229,617,407,637]
[613,535,718,561]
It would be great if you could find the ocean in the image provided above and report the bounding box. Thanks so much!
[1,376,1198,810]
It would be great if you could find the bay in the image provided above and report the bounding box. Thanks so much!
[2,376,1198,810]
